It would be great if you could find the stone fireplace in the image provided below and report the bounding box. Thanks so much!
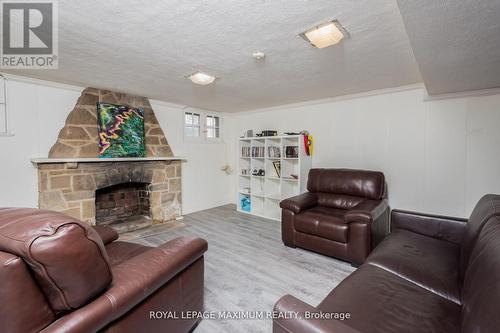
[32,88,182,231]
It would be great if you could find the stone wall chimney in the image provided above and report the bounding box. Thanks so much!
[49,87,173,158]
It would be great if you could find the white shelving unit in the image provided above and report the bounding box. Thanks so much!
[237,135,312,221]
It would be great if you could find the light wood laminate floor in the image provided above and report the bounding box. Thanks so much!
[122,204,354,333]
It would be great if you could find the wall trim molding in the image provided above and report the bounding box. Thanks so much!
[0,73,84,92]
[229,83,426,116]
[423,87,500,102]
[149,98,186,110]
[0,73,228,114]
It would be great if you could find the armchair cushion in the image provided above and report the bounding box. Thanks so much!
[295,207,348,243]
[345,199,389,224]
[280,192,317,214]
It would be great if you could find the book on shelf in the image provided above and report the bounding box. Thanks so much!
[241,147,251,157]
[285,145,299,158]
[251,146,265,158]
[267,146,281,158]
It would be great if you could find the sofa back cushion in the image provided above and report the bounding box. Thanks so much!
[461,214,500,332]
[0,208,112,312]
[460,194,500,278]
[307,169,385,201]
[0,251,56,332]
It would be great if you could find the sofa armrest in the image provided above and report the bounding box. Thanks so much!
[92,225,119,245]
[391,209,467,244]
[345,199,388,224]
[41,237,208,333]
[273,295,359,333]
[280,192,318,214]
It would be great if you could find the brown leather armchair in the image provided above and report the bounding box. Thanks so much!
[0,208,207,333]
[280,169,389,265]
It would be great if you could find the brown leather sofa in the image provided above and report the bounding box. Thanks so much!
[280,169,389,265]
[0,208,207,333]
[273,194,500,333]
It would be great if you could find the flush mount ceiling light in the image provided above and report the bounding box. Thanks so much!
[299,19,349,49]
[187,71,216,85]
[252,51,266,60]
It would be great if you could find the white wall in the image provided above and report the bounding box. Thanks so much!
[0,79,82,207]
[0,77,233,214]
[228,87,500,218]
[150,102,233,214]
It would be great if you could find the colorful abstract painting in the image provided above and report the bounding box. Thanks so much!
[97,103,146,158]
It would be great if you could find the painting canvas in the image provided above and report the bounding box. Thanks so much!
[97,103,146,158]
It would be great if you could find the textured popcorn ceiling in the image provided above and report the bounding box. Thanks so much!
[398,0,500,95]
[6,0,422,112]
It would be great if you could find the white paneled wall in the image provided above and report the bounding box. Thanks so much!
[0,79,81,207]
[228,88,500,217]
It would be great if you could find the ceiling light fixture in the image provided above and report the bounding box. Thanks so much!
[299,19,348,49]
[187,71,216,85]
[252,51,266,60]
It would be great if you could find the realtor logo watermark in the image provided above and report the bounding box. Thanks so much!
[1,0,58,68]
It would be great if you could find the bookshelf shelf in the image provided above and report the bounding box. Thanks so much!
[237,135,312,221]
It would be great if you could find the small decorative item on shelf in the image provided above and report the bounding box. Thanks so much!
[272,161,281,177]
[261,130,278,137]
[241,168,250,176]
[241,195,251,212]
[252,168,265,176]
[285,145,299,158]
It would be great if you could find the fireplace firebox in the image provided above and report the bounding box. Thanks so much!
[95,182,151,230]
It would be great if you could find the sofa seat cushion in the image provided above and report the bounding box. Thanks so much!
[366,229,461,303]
[294,206,348,243]
[105,241,153,267]
[318,264,461,333]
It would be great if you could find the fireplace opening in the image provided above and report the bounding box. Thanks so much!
[95,182,151,232]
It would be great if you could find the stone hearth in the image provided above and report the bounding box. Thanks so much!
[33,88,182,230]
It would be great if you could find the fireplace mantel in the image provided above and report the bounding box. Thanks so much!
[31,156,185,164]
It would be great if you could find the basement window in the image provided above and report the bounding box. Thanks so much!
[206,115,220,139]
[0,75,13,137]
[183,110,223,142]
[184,111,201,137]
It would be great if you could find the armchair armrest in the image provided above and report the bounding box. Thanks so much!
[280,192,318,214]
[41,237,208,333]
[92,225,119,245]
[391,209,467,244]
[345,199,389,224]
[273,295,360,333]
